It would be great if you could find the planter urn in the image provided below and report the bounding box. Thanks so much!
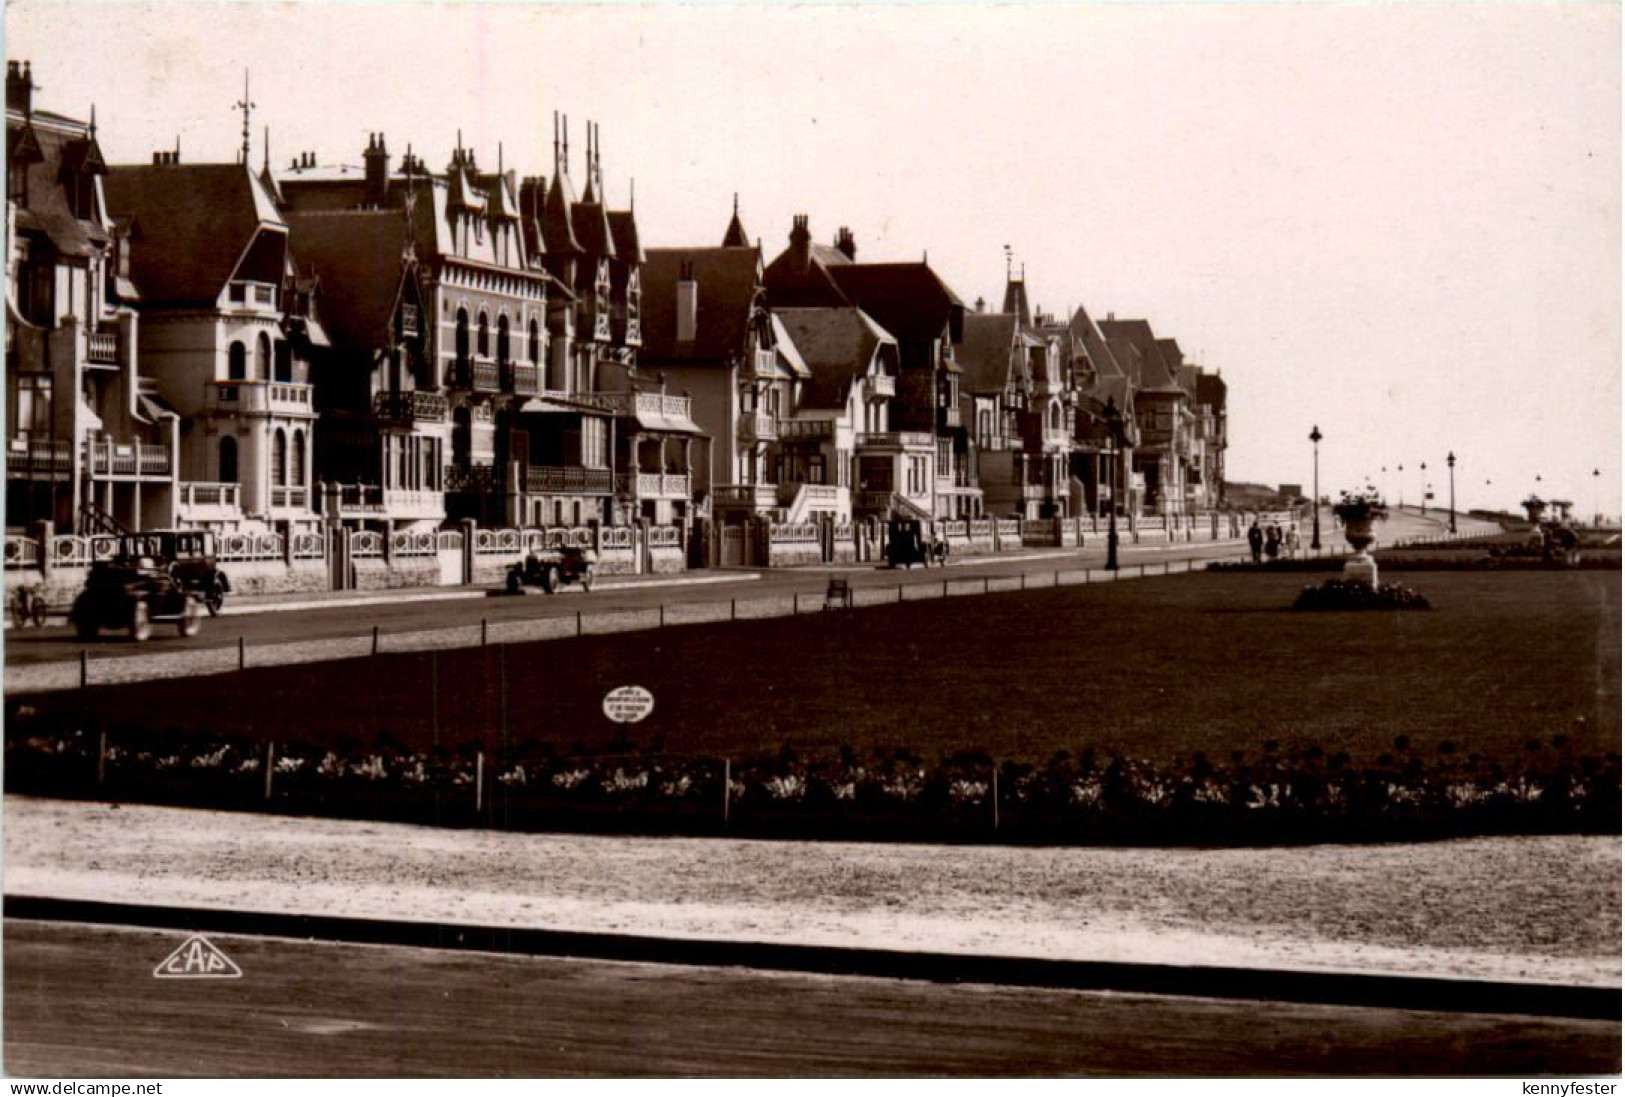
[1341,515,1379,586]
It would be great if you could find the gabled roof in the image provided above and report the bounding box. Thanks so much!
[824,262,963,343]
[607,209,642,264]
[956,312,1021,394]
[104,162,284,306]
[773,306,896,410]
[284,209,414,351]
[8,110,110,259]
[542,170,582,256]
[769,313,810,379]
[640,246,764,362]
[1098,317,1186,396]
[571,201,615,258]
[722,199,750,248]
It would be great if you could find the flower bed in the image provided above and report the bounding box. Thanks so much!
[6,719,1616,846]
[1292,579,1432,611]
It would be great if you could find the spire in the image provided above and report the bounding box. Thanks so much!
[233,69,254,165]
[722,192,750,248]
[581,120,597,203]
[1002,254,1031,326]
[629,177,635,212]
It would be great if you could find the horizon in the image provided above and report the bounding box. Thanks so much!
[7,1,1619,519]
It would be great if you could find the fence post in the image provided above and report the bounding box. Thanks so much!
[576,610,582,637]
[481,618,488,647]
[238,636,246,672]
[499,644,509,750]
[372,624,380,656]
[96,730,106,787]
[80,650,88,690]
[731,598,736,621]
[264,741,275,801]
[659,604,665,627]
[431,650,440,747]
[992,762,1000,831]
[722,758,731,825]
[475,750,484,815]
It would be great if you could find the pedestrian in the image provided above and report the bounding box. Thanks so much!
[1265,524,1281,561]
[1248,521,1264,564]
[1286,524,1301,559]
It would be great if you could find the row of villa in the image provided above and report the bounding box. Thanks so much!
[6,62,1229,569]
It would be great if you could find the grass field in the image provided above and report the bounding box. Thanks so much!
[13,570,1619,766]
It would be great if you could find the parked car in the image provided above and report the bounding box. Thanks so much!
[70,557,203,641]
[113,530,230,615]
[885,519,948,569]
[507,546,599,594]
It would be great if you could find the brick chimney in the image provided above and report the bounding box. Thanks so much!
[7,61,33,115]
[835,226,856,261]
[363,132,390,206]
[789,214,811,273]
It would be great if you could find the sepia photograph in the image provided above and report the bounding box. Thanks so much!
[1,0,1619,1082]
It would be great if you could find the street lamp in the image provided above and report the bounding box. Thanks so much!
[1103,397,1123,571]
[1446,451,1457,534]
[1397,464,1405,509]
[1419,461,1428,515]
[1593,469,1602,528]
[1308,425,1322,549]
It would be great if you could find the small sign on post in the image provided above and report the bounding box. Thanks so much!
[602,685,655,725]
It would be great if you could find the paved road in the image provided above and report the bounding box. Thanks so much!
[5,919,1617,1077]
[4,536,1257,673]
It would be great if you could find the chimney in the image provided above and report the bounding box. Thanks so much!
[835,225,856,261]
[974,296,986,314]
[7,61,33,116]
[676,260,698,343]
[789,214,811,273]
[363,132,390,207]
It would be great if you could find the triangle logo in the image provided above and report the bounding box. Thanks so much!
[153,934,242,979]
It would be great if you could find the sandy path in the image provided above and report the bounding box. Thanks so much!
[5,796,1617,987]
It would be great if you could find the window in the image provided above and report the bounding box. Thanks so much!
[274,341,293,383]
[228,341,247,381]
[255,333,272,381]
[14,374,51,436]
[477,311,490,358]
[291,429,306,485]
[809,454,826,485]
[496,315,510,364]
[581,418,608,468]
[219,436,238,483]
[271,429,287,487]
[454,308,470,372]
[528,319,541,364]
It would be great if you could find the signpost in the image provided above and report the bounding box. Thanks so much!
[603,685,655,725]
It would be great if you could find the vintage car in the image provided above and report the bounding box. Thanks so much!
[506,546,599,594]
[69,557,203,641]
[885,519,948,569]
[112,530,230,615]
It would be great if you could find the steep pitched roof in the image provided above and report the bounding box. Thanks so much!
[824,262,963,343]
[104,162,284,306]
[1098,317,1186,395]
[773,306,896,410]
[640,246,764,362]
[956,312,1021,393]
[722,198,750,248]
[542,170,582,256]
[607,209,642,264]
[284,209,413,351]
[9,113,108,259]
[1001,277,1031,326]
[571,200,615,258]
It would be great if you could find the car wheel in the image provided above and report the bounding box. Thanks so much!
[178,598,202,637]
[542,566,559,594]
[580,566,595,592]
[129,601,152,643]
[506,569,523,594]
[74,616,97,641]
[29,592,48,627]
[204,582,225,617]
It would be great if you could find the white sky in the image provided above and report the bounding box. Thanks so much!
[7,0,1620,516]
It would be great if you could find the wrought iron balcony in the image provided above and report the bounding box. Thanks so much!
[525,465,613,494]
[372,390,449,424]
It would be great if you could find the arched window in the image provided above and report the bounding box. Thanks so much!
[477,311,490,358]
[255,332,272,380]
[291,429,306,485]
[1049,403,1061,431]
[528,319,540,364]
[218,436,238,483]
[496,314,510,364]
[274,340,292,383]
[271,428,287,487]
[227,341,247,381]
[454,307,470,370]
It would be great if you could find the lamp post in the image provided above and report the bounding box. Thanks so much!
[1419,461,1427,515]
[1593,468,1602,528]
[1397,464,1404,509]
[1446,451,1457,533]
[1102,398,1123,571]
[1308,425,1322,549]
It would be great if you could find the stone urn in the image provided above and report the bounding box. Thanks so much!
[1342,517,1379,586]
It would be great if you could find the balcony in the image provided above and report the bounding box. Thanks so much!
[6,437,72,479]
[83,438,171,480]
[777,482,841,507]
[226,280,278,312]
[856,430,935,451]
[866,374,895,400]
[747,348,778,380]
[502,361,541,396]
[208,380,315,416]
[570,391,693,422]
[331,484,445,521]
[714,483,778,510]
[87,330,119,366]
[939,404,963,429]
[525,465,613,494]
[177,481,243,522]
[444,463,497,494]
[624,471,691,500]
[737,411,779,445]
[777,418,834,441]
[270,485,310,510]
[372,390,449,425]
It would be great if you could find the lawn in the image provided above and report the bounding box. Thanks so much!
[12,570,1619,767]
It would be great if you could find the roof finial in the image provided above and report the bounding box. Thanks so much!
[1004,243,1012,282]
[733,192,739,216]
[629,176,635,212]
[552,111,560,168]
[498,140,504,176]
[233,69,254,165]
[262,125,270,173]
[88,102,97,137]
[562,115,569,167]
